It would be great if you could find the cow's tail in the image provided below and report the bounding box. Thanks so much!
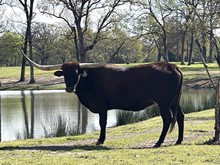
[168,65,183,133]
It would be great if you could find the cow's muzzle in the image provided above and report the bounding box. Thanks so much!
[66,87,74,93]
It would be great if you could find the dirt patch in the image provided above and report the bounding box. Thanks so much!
[0,76,64,90]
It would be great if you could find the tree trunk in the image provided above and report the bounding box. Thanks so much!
[202,32,207,62]
[209,41,213,63]
[209,29,214,63]
[188,30,194,65]
[28,1,35,83]
[186,38,189,62]
[72,27,80,62]
[157,50,162,62]
[19,56,26,82]
[163,37,169,62]
[19,32,28,82]
[214,81,220,141]
[176,34,179,62]
[28,29,35,83]
[181,31,186,65]
[75,21,87,63]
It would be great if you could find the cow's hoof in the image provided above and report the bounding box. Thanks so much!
[175,140,182,145]
[96,140,104,145]
[153,143,161,148]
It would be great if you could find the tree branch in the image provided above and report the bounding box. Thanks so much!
[195,38,216,89]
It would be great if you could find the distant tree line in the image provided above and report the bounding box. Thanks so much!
[0,0,219,68]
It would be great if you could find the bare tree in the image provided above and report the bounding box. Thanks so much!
[39,0,129,62]
[177,0,220,64]
[134,0,175,62]
[18,0,35,83]
[201,0,220,62]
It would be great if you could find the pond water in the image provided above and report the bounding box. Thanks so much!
[0,89,215,142]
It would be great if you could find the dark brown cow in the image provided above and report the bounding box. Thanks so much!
[22,52,184,147]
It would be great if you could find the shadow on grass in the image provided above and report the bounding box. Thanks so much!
[0,145,111,151]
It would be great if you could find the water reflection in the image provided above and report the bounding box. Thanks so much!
[0,89,215,142]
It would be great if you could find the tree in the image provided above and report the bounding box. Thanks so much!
[0,32,23,66]
[39,0,130,63]
[174,0,199,65]
[197,39,220,143]
[32,23,72,64]
[196,0,220,62]
[193,0,220,142]
[176,0,220,64]
[134,0,177,62]
[90,28,145,63]
[16,0,35,83]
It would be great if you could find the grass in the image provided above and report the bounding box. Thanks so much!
[175,62,219,71]
[0,66,55,79]
[42,115,80,138]
[0,109,219,164]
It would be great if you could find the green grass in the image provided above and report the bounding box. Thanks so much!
[0,109,219,164]
[175,62,219,71]
[0,66,55,79]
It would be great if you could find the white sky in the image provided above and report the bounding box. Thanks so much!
[2,2,220,36]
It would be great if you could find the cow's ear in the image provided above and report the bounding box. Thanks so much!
[77,68,87,77]
[54,71,63,77]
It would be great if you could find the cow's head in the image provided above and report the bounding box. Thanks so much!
[54,62,82,93]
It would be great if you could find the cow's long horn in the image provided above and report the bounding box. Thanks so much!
[21,50,62,71]
[79,63,107,68]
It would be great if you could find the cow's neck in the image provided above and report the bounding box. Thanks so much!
[74,70,88,92]
[73,75,81,92]
[74,80,91,111]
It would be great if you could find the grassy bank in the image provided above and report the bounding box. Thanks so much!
[0,109,219,164]
[1,62,220,90]
[0,66,65,90]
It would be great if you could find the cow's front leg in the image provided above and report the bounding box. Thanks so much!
[96,110,107,145]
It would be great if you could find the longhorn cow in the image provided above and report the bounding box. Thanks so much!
[22,52,184,147]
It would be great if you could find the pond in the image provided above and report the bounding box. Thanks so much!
[0,88,215,142]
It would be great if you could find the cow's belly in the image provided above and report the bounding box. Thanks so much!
[108,99,155,111]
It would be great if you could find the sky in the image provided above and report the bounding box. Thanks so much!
[2,1,220,36]
[3,3,62,32]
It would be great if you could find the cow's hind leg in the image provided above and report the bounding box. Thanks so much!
[96,110,107,145]
[154,105,172,148]
[176,105,184,144]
